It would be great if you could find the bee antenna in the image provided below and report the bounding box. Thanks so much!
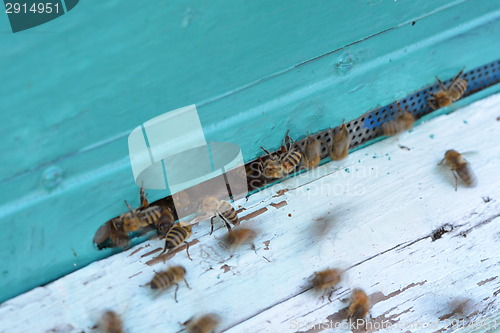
[124,200,134,212]
[260,146,272,156]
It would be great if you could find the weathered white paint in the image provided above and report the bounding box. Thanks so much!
[1,94,499,333]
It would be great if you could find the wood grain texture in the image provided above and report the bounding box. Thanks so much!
[0,93,498,332]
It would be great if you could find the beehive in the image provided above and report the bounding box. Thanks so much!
[0,1,499,332]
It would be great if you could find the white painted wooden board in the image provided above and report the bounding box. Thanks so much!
[1,94,499,333]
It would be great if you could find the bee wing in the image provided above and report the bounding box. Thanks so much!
[93,221,112,247]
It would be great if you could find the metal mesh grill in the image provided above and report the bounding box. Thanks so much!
[244,59,500,191]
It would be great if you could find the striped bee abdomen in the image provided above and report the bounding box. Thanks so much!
[450,78,467,101]
[282,150,302,173]
[164,223,192,250]
[151,271,174,289]
[139,206,163,226]
[219,201,238,225]
[456,164,476,186]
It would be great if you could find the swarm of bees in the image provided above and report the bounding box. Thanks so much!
[89,69,474,332]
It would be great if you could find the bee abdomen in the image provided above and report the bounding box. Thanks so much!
[141,206,162,226]
[165,225,189,249]
[450,78,467,101]
[283,150,302,173]
[456,164,476,186]
[151,272,174,289]
[219,202,238,225]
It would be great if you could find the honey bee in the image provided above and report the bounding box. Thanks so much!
[302,137,322,169]
[223,227,257,250]
[180,314,221,333]
[112,202,165,233]
[93,187,174,249]
[149,266,190,302]
[312,269,343,301]
[98,310,123,333]
[438,149,477,191]
[172,191,192,218]
[347,289,371,324]
[160,221,193,260]
[201,196,239,235]
[260,131,302,178]
[428,69,468,110]
[382,106,415,136]
[329,123,351,161]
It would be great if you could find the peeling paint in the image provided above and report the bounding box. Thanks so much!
[270,201,287,209]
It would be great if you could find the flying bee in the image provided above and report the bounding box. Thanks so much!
[428,69,468,110]
[260,131,302,178]
[330,123,351,161]
[180,314,221,333]
[149,266,190,302]
[98,310,123,333]
[201,196,239,235]
[172,191,192,218]
[382,105,415,136]
[160,221,193,260]
[302,137,322,169]
[312,268,343,301]
[348,288,371,325]
[223,227,257,250]
[438,149,477,191]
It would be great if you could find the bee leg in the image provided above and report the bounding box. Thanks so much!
[184,241,193,261]
[327,290,334,302]
[159,239,169,255]
[250,243,258,256]
[452,170,459,191]
[140,185,149,208]
[210,216,216,235]
[183,278,191,289]
[450,69,465,87]
[219,214,232,232]
[173,283,180,303]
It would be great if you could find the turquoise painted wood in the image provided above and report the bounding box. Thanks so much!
[0,0,499,302]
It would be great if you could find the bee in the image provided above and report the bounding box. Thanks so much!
[312,269,343,301]
[201,196,239,235]
[160,221,193,260]
[98,310,123,333]
[172,191,192,218]
[223,227,257,250]
[260,131,302,178]
[329,123,351,161]
[438,149,477,191]
[149,266,190,302]
[180,314,221,333]
[428,69,468,110]
[382,105,415,136]
[302,137,322,169]
[112,202,165,233]
[93,187,174,249]
[347,289,371,324]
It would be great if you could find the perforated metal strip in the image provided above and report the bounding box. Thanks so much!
[244,59,500,191]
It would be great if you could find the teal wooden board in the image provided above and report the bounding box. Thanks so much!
[1,0,500,302]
